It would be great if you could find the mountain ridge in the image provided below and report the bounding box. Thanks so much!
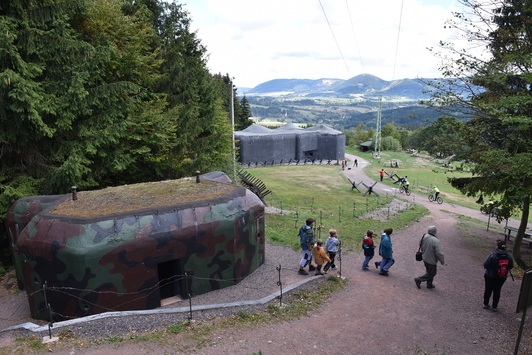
[242,73,435,100]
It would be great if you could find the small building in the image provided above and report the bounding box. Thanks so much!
[6,172,265,320]
[234,124,345,164]
[359,139,374,152]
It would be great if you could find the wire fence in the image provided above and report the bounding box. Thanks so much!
[264,190,417,241]
[0,261,345,339]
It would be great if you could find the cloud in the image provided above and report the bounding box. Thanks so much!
[183,0,459,88]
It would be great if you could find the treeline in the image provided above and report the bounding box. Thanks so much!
[345,116,470,159]
[248,95,472,129]
[0,1,250,255]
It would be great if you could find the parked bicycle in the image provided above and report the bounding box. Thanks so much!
[428,192,443,204]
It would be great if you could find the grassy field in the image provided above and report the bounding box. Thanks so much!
[244,148,512,254]
[347,148,483,210]
[244,164,429,253]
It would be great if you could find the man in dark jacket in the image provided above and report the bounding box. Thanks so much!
[415,225,445,289]
[483,240,514,312]
[298,218,316,275]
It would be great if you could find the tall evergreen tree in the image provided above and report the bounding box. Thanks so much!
[154,3,232,177]
[238,95,252,130]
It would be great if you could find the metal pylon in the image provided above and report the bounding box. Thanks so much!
[374,95,382,158]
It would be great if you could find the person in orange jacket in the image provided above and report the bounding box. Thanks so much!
[313,240,331,276]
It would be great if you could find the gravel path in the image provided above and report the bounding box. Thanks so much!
[0,154,530,354]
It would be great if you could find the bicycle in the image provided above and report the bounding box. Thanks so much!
[399,184,411,196]
[428,193,443,204]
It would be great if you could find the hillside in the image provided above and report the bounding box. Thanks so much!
[243,74,471,129]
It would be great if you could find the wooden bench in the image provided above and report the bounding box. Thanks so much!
[503,226,532,248]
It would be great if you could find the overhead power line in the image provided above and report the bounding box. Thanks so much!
[318,0,350,75]
[345,0,365,75]
[391,0,404,80]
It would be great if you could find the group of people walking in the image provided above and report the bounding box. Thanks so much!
[298,218,339,276]
[298,218,515,311]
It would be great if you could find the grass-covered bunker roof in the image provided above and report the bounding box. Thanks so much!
[51,178,239,219]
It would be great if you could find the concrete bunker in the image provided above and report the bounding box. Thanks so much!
[6,172,265,320]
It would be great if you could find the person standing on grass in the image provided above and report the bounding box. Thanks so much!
[298,218,316,275]
[323,229,340,272]
[414,226,445,289]
[375,228,394,276]
[362,230,376,271]
[379,169,385,182]
[482,240,514,312]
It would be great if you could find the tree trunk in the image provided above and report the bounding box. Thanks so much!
[513,195,530,270]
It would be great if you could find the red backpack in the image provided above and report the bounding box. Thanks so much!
[495,253,510,279]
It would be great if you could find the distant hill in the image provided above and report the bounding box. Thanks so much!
[243,74,435,100]
[242,74,473,130]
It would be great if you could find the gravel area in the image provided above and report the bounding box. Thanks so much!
[0,242,321,342]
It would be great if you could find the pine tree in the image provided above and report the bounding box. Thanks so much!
[238,95,253,130]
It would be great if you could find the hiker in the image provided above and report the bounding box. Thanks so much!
[323,229,340,272]
[414,226,445,289]
[313,240,331,276]
[298,218,316,275]
[362,230,376,271]
[375,228,394,276]
[483,240,514,311]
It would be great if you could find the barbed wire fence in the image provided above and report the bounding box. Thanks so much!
[0,260,330,340]
[266,190,416,233]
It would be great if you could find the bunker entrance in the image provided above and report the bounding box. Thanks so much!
[157,259,182,302]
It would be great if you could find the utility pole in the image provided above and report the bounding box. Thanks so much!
[230,80,236,178]
[374,95,382,159]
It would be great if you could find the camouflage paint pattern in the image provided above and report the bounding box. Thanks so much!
[5,173,265,320]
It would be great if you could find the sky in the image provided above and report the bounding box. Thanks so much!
[181,0,461,89]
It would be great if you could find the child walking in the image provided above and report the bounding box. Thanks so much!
[362,230,375,271]
[323,229,340,272]
[313,240,331,276]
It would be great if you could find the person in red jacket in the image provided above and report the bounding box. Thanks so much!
[362,230,376,271]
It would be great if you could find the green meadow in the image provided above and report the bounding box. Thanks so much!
[245,149,486,253]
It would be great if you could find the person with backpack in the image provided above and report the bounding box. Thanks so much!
[298,218,316,275]
[414,225,445,289]
[361,230,376,271]
[483,240,514,312]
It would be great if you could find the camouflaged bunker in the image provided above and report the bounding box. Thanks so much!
[6,172,265,320]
